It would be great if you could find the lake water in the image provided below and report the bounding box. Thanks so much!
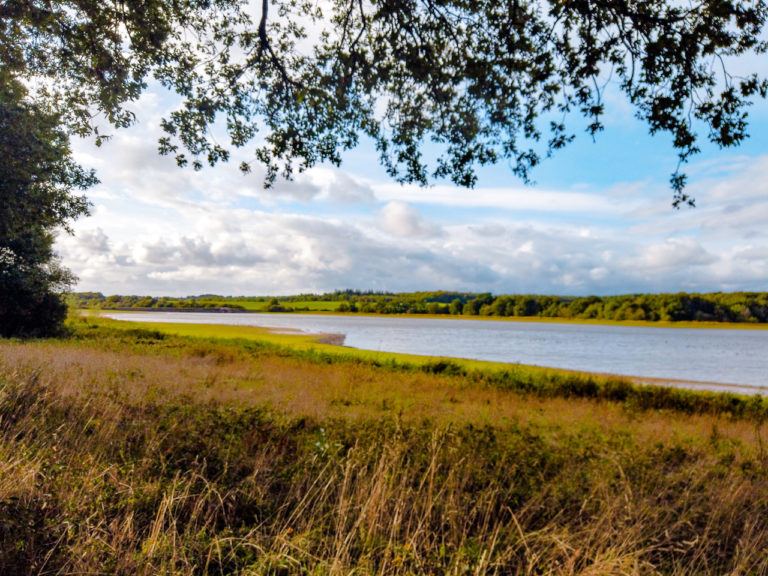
[107,312,768,395]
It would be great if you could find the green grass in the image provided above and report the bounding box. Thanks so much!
[2,316,768,574]
[94,315,768,418]
[92,315,541,369]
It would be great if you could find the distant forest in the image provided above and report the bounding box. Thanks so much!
[75,290,768,324]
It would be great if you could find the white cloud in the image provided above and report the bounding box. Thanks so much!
[733,245,768,262]
[636,238,717,271]
[56,77,768,298]
[134,236,272,268]
[373,182,625,214]
[314,169,377,204]
[76,227,111,254]
[56,190,768,295]
[378,201,442,238]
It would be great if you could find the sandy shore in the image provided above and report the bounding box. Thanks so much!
[628,375,768,396]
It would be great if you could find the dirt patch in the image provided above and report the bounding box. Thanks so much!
[628,375,768,396]
[315,333,346,346]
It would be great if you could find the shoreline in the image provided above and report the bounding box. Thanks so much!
[93,308,768,331]
[98,312,767,397]
[623,375,768,397]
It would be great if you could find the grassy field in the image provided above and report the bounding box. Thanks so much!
[2,315,768,575]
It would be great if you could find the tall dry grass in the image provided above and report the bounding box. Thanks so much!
[1,324,768,574]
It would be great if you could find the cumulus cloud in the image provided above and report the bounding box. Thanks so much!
[636,238,717,271]
[58,80,768,298]
[267,176,323,202]
[733,245,768,262]
[56,192,768,295]
[134,236,271,268]
[77,228,111,254]
[378,201,442,238]
[319,170,376,204]
[242,169,378,205]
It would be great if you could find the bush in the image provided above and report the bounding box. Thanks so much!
[0,271,69,338]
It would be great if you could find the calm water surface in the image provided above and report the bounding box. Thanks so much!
[108,312,768,394]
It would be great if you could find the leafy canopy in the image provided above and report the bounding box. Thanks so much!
[0,72,94,336]
[3,1,768,207]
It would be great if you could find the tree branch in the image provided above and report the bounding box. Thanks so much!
[256,0,300,90]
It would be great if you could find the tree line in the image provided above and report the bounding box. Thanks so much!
[76,291,768,324]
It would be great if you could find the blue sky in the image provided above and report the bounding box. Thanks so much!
[58,60,768,297]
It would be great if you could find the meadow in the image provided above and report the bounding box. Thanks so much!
[2,315,768,575]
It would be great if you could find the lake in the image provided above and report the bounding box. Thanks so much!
[106,312,768,395]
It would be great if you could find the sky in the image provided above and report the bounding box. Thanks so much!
[57,57,768,298]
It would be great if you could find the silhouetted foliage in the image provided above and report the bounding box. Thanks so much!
[0,74,93,337]
[3,1,767,204]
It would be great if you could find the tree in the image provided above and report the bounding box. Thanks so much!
[3,1,768,207]
[1,0,214,335]
[463,292,494,315]
[153,0,768,206]
[449,298,463,315]
[0,72,94,337]
[1,2,767,337]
